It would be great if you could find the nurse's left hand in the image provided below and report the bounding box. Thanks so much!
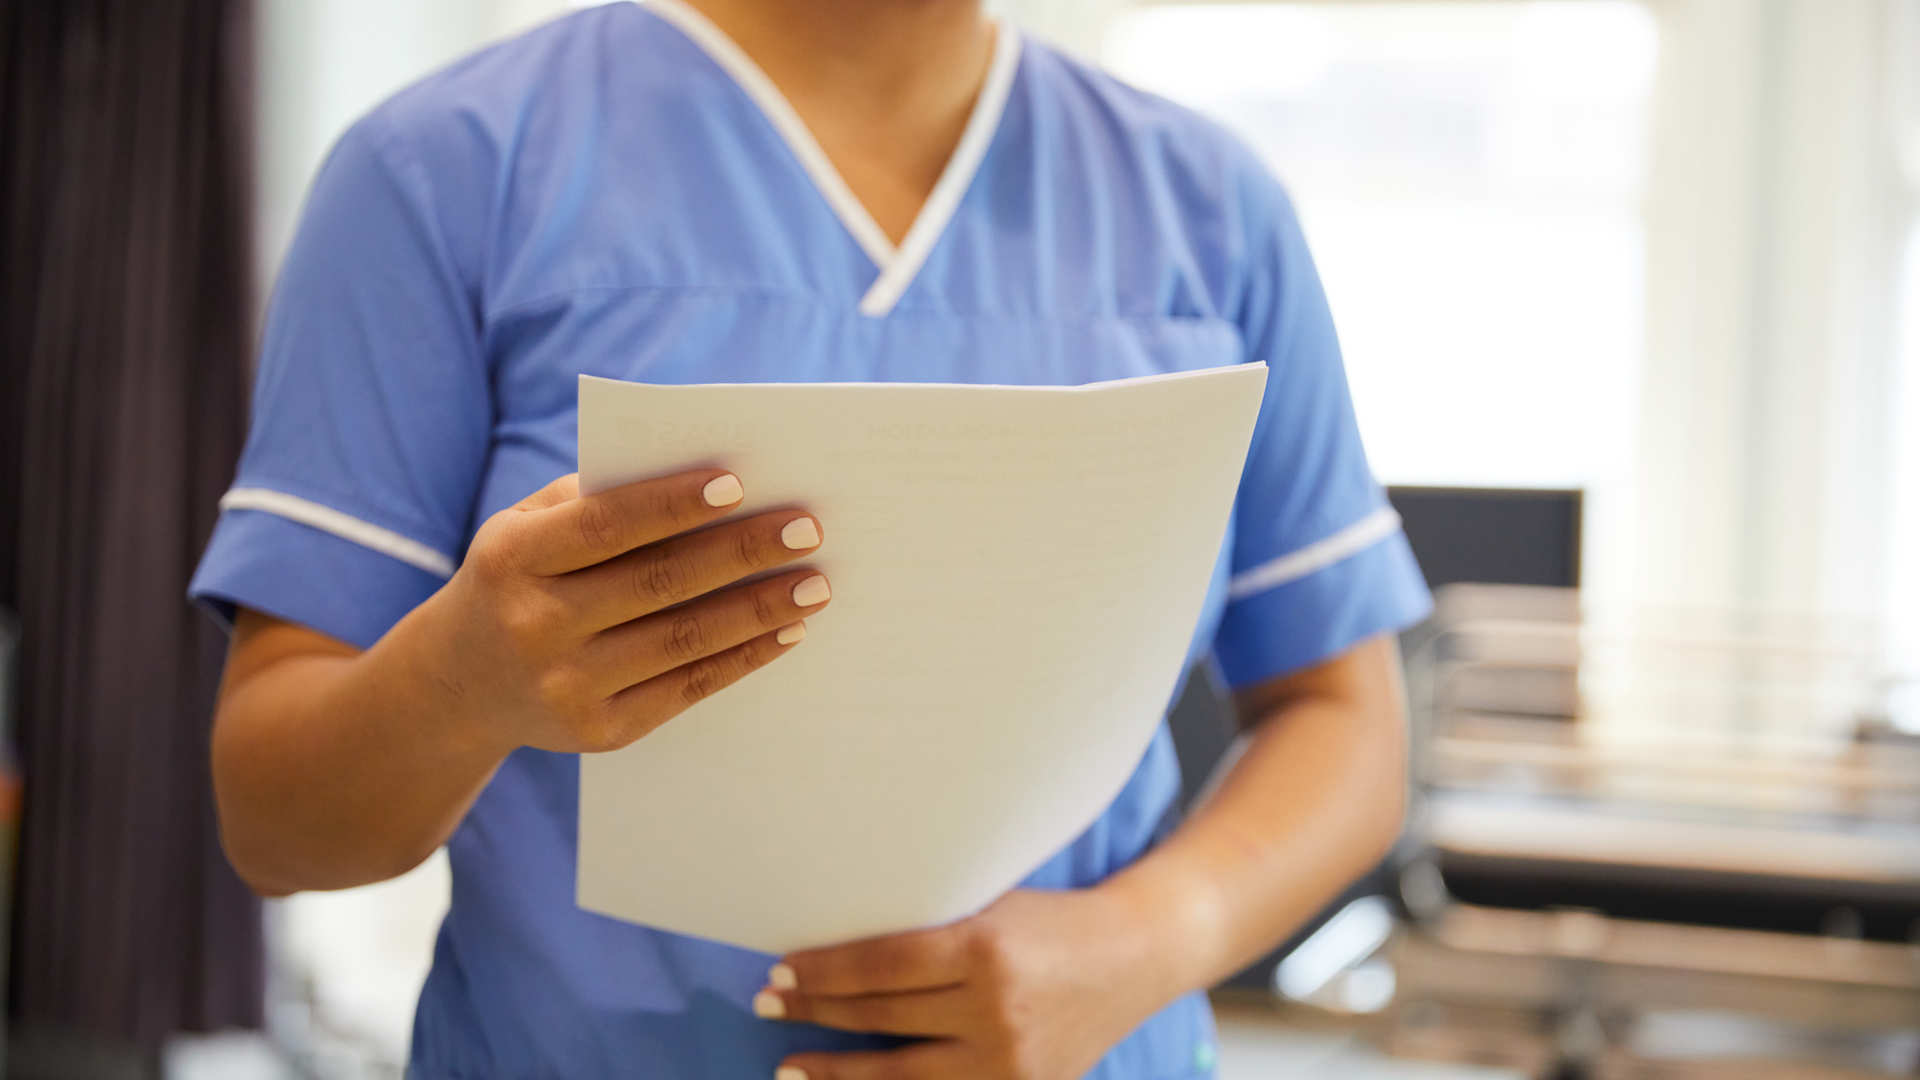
[754,888,1183,1080]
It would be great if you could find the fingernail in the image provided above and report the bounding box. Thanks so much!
[775,623,806,646]
[703,474,744,507]
[768,962,798,990]
[776,1068,808,1080]
[791,575,830,607]
[752,990,785,1019]
[780,516,821,550]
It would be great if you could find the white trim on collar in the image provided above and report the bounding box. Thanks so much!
[859,21,1021,317]
[642,0,1020,318]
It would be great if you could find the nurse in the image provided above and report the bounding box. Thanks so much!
[192,0,1431,1077]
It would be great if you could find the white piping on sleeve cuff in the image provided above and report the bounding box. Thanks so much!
[1226,506,1403,602]
[218,488,457,579]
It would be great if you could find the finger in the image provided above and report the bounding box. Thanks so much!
[601,625,800,737]
[776,1041,965,1080]
[516,468,747,574]
[581,570,827,693]
[752,986,973,1038]
[512,472,580,511]
[776,923,973,997]
[557,509,825,629]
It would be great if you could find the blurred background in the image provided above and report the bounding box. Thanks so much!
[2,0,1917,1077]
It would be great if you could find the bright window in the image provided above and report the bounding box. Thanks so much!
[1890,216,1920,700]
[1103,2,1657,490]
[1886,0,1920,710]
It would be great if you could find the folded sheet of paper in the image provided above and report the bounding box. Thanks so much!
[575,362,1269,954]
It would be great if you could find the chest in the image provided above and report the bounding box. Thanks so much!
[464,20,1249,524]
[480,291,1244,492]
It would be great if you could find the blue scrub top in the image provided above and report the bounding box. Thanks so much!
[190,3,1431,1076]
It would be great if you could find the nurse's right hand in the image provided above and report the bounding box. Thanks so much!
[429,469,828,756]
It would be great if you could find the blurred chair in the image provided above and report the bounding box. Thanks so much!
[1387,488,1582,595]
[1395,596,1920,1077]
[1420,596,1920,942]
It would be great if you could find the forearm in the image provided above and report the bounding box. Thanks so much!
[757,647,1413,1080]
[1099,651,1408,999]
[212,597,509,895]
[209,470,832,898]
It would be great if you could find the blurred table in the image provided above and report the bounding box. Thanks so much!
[1210,999,1526,1080]
[1373,586,1920,1077]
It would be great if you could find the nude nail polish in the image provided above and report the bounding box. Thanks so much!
[776,623,806,646]
[780,517,821,550]
[702,474,744,507]
[768,962,798,990]
[791,575,830,607]
[752,990,784,1019]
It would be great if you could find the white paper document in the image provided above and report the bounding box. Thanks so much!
[575,362,1269,954]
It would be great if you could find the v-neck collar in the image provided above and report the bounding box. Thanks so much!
[642,0,1022,318]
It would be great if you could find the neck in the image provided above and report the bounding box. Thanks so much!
[679,0,993,111]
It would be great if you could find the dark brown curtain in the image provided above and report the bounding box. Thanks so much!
[0,0,264,1052]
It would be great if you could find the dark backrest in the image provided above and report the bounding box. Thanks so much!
[1387,486,1582,589]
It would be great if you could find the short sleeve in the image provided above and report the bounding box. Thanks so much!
[189,114,492,650]
[1212,171,1431,689]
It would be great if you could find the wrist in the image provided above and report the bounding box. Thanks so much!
[378,582,519,766]
[1093,855,1229,1005]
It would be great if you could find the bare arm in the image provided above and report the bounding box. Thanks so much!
[211,469,832,896]
[213,607,506,896]
[760,634,1408,1080]
[1101,632,1409,992]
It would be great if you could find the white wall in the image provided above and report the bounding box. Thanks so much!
[1886,0,1920,719]
[992,0,1127,57]
[255,0,570,291]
